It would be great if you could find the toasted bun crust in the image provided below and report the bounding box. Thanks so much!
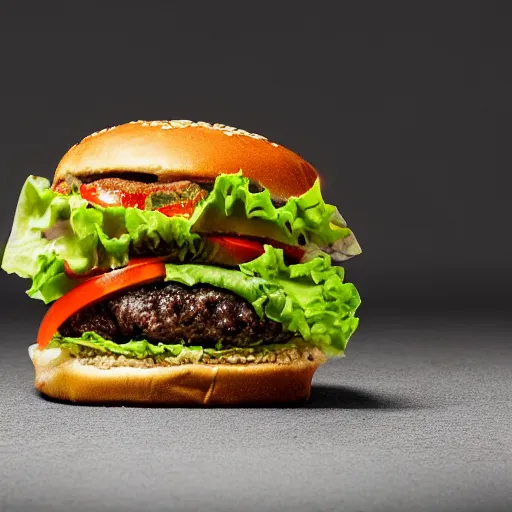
[29,345,326,406]
[54,120,319,200]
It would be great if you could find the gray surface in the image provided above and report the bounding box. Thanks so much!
[1,314,511,512]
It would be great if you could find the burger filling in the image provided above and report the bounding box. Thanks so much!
[70,177,209,218]
[2,171,362,365]
[44,246,360,366]
[60,282,295,347]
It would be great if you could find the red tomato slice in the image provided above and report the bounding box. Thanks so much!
[156,201,197,218]
[79,184,147,209]
[79,181,207,217]
[207,236,266,263]
[37,259,166,349]
[205,236,305,265]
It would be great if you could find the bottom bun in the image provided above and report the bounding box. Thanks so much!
[28,345,326,405]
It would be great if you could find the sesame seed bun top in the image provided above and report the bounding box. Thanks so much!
[54,120,319,200]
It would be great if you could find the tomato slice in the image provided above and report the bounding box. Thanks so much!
[79,184,147,209]
[207,236,266,264]
[37,259,166,349]
[79,181,207,217]
[156,201,197,218]
[205,236,305,265]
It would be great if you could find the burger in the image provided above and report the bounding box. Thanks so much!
[1,120,362,405]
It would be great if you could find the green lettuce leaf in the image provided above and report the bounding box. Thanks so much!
[165,246,360,356]
[1,173,360,303]
[49,331,195,358]
[189,172,356,248]
[1,176,205,303]
[49,331,307,361]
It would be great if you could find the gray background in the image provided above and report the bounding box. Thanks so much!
[1,315,511,512]
[0,3,511,512]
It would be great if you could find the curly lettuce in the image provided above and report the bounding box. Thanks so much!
[1,176,205,302]
[1,172,360,303]
[164,246,360,356]
[49,331,192,358]
[189,172,354,247]
[48,331,305,361]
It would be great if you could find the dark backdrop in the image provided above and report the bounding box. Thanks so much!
[1,4,511,512]
[0,2,510,319]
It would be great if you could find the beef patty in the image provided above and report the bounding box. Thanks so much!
[59,282,293,348]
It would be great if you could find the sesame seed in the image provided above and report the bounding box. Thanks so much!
[78,119,279,146]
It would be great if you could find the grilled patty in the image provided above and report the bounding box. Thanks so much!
[59,282,293,348]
